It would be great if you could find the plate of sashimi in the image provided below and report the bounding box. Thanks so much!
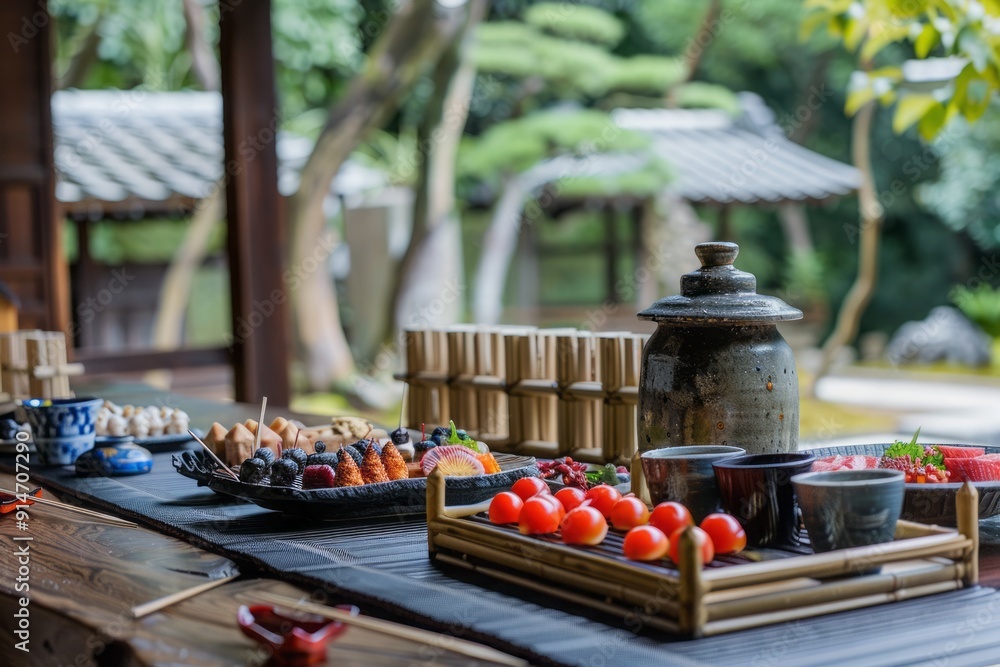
[809,431,1000,525]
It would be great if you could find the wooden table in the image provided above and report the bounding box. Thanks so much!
[6,380,1000,666]
[0,470,521,666]
[0,381,522,666]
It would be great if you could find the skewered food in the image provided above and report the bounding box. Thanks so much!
[360,443,390,484]
[335,452,364,487]
[381,443,409,481]
[283,448,308,474]
[269,459,298,487]
[254,448,275,465]
[240,457,267,484]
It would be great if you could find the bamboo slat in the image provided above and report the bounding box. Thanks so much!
[427,470,974,638]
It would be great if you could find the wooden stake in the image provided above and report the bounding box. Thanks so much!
[131,575,238,619]
[956,480,979,586]
[0,487,138,527]
[253,396,267,452]
[189,430,239,480]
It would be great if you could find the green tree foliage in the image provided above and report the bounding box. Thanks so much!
[49,0,361,117]
[920,105,1000,248]
[804,0,1000,139]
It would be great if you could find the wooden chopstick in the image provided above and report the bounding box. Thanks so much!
[131,574,239,619]
[188,430,239,480]
[0,487,138,527]
[253,396,267,452]
[256,592,528,667]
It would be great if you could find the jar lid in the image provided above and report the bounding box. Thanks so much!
[637,242,802,324]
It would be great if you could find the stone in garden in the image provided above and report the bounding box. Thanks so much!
[886,306,991,367]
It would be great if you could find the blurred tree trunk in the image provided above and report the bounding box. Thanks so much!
[146,191,224,388]
[58,15,103,89]
[391,0,487,335]
[811,100,881,392]
[287,0,470,391]
[182,0,220,91]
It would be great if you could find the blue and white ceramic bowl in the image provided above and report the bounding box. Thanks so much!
[22,397,103,465]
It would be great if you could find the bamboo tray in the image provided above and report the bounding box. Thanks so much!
[425,471,980,638]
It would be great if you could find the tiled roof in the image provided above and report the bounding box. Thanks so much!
[51,90,859,215]
[52,90,386,217]
[611,93,861,204]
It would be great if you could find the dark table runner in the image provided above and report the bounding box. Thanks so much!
[9,450,1000,667]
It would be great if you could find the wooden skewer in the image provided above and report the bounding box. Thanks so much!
[255,592,528,667]
[253,396,267,452]
[292,428,302,451]
[0,487,138,527]
[188,429,239,480]
[131,574,238,619]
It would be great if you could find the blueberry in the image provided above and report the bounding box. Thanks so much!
[282,448,308,473]
[351,439,381,455]
[390,427,410,445]
[269,459,298,486]
[307,452,339,468]
[240,457,267,484]
[456,429,468,441]
[338,446,363,467]
[314,441,327,454]
[414,439,437,453]
[253,448,275,464]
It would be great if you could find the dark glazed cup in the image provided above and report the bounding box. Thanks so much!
[713,452,816,548]
[792,469,905,553]
[641,445,745,522]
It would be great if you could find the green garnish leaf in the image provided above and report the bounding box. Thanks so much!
[884,428,943,468]
[447,419,481,452]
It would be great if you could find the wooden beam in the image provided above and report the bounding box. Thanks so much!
[219,0,290,404]
[74,347,231,375]
[0,0,68,334]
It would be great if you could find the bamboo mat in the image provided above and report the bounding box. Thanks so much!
[8,451,1000,667]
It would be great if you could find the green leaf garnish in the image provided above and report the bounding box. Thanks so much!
[884,428,943,468]
[447,420,481,453]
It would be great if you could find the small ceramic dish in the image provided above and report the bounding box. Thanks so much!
[640,446,745,522]
[792,469,905,553]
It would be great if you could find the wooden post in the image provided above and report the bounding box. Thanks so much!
[0,0,69,335]
[956,481,979,586]
[219,0,291,404]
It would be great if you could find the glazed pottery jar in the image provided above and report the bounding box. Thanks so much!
[637,242,802,456]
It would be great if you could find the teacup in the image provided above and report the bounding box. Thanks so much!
[713,452,816,548]
[792,469,905,553]
[22,397,103,465]
[640,445,745,522]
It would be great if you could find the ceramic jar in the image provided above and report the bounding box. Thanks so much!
[637,242,802,456]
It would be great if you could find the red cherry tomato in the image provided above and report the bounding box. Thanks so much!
[699,513,747,555]
[649,501,693,536]
[488,491,524,524]
[585,484,623,518]
[560,506,608,546]
[536,492,566,522]
[511,476,550,501]
[668,526,715,567]
[609,496,650,531]
[554,487,587,512]
[622,525,669,561]
[518,495,562,535]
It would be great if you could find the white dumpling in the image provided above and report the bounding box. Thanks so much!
[165,412,189,435]
[129,414,151,439]
[107,414,128,437]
